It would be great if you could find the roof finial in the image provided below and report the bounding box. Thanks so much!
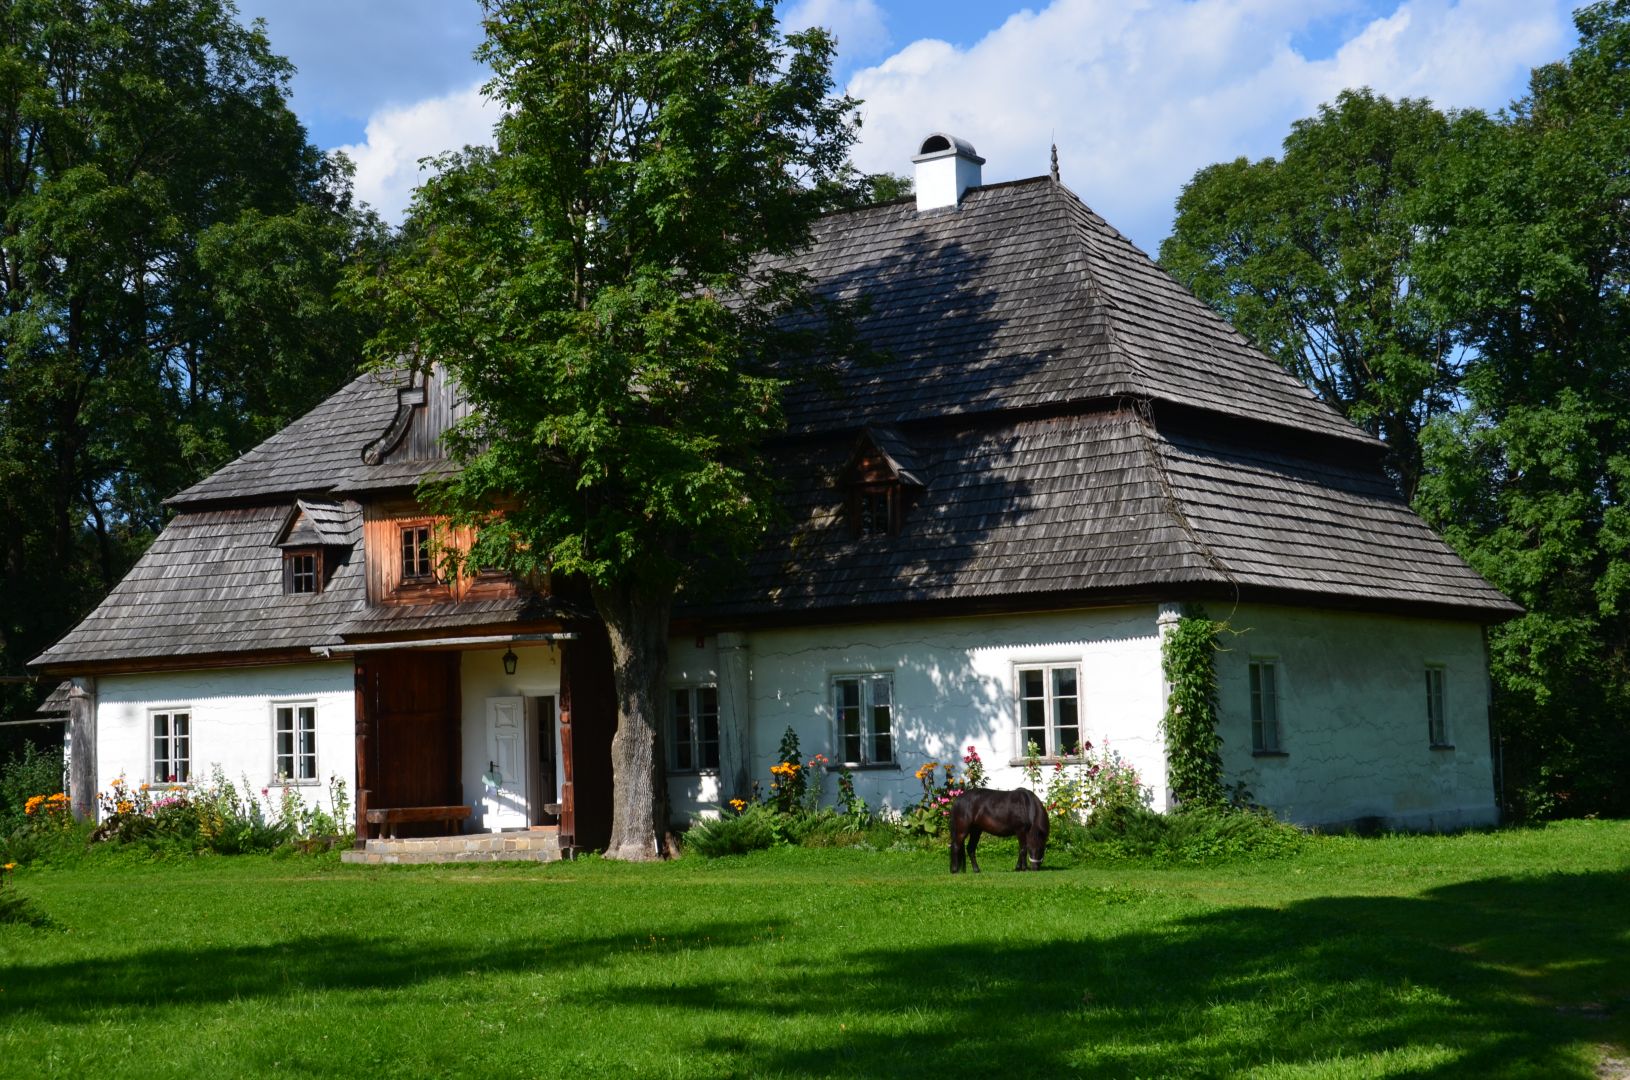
[1050,141,1060,183]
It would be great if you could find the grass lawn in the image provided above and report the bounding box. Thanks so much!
[2,822,1628,1079]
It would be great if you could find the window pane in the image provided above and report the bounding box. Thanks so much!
[1052,667,1077,699]
[671,690,693,770]
[837,679,861,763]
[1054,697,1079,756]
[1021,669,1044,699]
[698,687,720,769]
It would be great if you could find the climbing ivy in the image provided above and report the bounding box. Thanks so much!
[1162,614,1225,809]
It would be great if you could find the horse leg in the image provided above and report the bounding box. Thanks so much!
[950,823,964,874]
[1014,827,1029,871]
[966,827,983,873]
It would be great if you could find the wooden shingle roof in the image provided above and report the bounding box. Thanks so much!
[34,174,1514,672]
[687,410,1517,622]
[774,178,1370,445]
[32,505,368,668]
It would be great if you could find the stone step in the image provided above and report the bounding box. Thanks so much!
[340,829,563,865]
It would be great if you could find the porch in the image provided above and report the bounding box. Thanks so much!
[349,631,616,853]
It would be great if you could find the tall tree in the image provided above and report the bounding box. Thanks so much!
[1413,0,1630,817]
[353,0,860,860]
[0,0,381,731]
[1159,90,1460,497]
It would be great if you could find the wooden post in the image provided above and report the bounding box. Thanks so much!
[354,661,370,843]
[558,645,576,852]
[67,677,96,822]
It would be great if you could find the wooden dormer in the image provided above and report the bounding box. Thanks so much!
[843,427,926,539]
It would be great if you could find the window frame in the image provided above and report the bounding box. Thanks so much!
[1250,658,1283,755]
[832,672,896,767]
[283,549,323,595]
[399,522,435,581]
[151,708,192,785]
[1013,662,1084,760]
[273,701,319,784]
[1425,665,1450,748]
[668,685,721,774]
[854,484,896,538]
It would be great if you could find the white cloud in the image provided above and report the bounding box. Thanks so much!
[335,82,500,224]
[782,0,891,62]
[847,0,1574,250]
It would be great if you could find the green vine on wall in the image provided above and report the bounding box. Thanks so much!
[1162,613,1225,809]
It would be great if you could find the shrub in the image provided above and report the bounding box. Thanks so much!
[1067,803,1305,863]
[685,803,781,857]
[1,742,65,832]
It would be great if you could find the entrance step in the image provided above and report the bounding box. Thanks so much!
[341,828,563,865]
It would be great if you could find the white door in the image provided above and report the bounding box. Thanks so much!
[484,696,529,831]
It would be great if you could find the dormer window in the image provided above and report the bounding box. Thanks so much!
[401,525,434,580]
[284,550,322,595]
[844,427,925,540]
[856,486,896,538]
[274,499,351,597]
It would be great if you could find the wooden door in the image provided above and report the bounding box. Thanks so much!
[364,651,461,813]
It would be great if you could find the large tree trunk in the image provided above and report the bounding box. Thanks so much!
[592,579,673,861]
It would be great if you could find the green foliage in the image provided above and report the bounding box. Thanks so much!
[1159,89,1461,497]
[1411,1,1630,818]
[1160,614,1225,809]
[0,741,63,831]
[1058,804,1306,864]
[684,803,781,857]
[350,0,863,856]
[0,0,382,727]
[76,769,350,860]
[1162,6,1630,819]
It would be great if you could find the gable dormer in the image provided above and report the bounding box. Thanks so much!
[843,427,925,539]
[273,499,353,595]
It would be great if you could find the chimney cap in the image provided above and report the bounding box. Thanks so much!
[912,132,985,165]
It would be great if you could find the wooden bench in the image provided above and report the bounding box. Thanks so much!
[365,805,472,839]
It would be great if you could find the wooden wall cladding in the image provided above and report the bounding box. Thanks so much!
[363,500,522,606]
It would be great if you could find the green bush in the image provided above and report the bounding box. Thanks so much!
[1060,804,1305,863]
[0,742,65,832]
[685,804,782,857]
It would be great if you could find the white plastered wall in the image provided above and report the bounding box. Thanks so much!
[667,605,1168,822]
[1215,603,1497,830]
[95,661,356,816]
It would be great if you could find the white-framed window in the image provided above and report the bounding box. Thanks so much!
[1016,664,1081,757]
[1425,665,1448,746]
[152,710,192,783]
[274,703,318,782]
[833,673,894,765]
[669,686,720,773]
[1250,659,1281,753]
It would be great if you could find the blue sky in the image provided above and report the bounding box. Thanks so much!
[233,0,1580,251]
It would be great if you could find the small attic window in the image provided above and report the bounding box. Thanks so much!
[856,486,896,538]
[401,524,434,580]
[284,550,323,595]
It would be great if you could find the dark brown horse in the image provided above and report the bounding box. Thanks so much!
[949,788,1049,873]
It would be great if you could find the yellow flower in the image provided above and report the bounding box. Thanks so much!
[728,798,747,812]
[1,863,13,872]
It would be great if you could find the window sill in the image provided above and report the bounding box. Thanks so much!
[1430,743,1456,752]
[1252,750,1290,759]
[839,762,899,772]
[668,769,720,778]
[270,779,321,788]
[1007,756,1089,768]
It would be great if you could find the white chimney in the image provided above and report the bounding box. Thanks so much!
[912,133,985,212]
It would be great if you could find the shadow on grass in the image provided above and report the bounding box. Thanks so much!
[4,870,1627,1077]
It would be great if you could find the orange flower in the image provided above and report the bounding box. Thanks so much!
[728,798,747,812]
